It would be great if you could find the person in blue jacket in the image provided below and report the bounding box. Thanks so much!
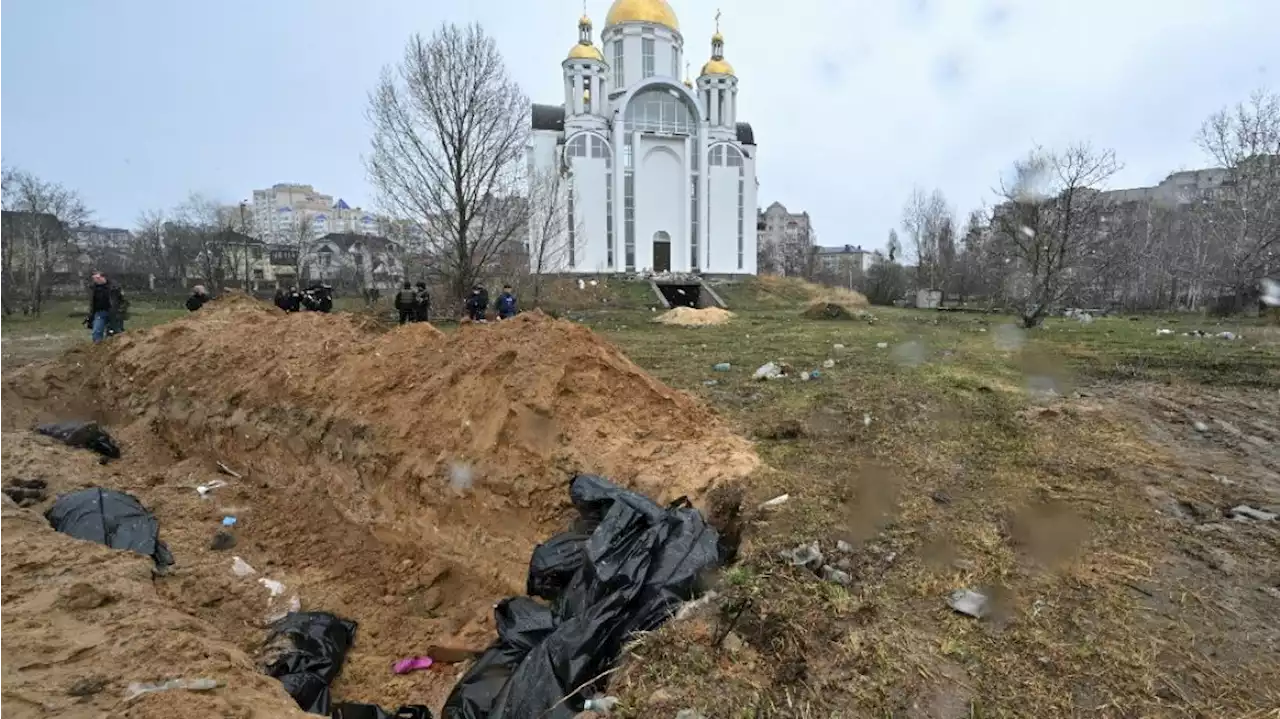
[496,284,518,319]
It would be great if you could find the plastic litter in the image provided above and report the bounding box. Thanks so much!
[753,362,785,381]
[265,595,303,625]
[1229,505,1277,522]
[781,541,823,571]
[260,611,358,715]
[822,359,836,369]
[232,556,256,577]
[45,488,173,570]
[260,578,286,596]
[1156,328,1174,336]
[712,362,731,371]
[35,420,121,459]
[948,588,989,618]
[583,696,619,712]
[442,474,721,719]
[393,656,435,674]
[197,479,228,498]
[757,494,790,510]
[123,677,218,701]
[222,515,238,527]
[876,342,889,349]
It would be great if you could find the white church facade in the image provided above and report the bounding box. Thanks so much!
[528,0,758,275]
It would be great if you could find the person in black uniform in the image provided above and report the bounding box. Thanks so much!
[186,285,209,311]
[394,281,417,325]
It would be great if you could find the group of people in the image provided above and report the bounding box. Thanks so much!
[393,282,433,324]
[85,272,129,343]
[272,285,334,313]
[465,284,518,322]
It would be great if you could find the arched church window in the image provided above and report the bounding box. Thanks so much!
[567,135,589,158]
[613,41,625,87]
[625,87,696,135]
[564,133,615,270]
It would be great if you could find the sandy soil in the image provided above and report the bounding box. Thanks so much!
[1,298,759,715]
[653,307,735,327]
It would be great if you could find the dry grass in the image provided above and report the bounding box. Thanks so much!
[594,307,1280,718]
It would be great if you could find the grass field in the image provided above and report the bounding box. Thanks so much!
[4,286,1279,716]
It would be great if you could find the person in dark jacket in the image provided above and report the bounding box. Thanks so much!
[186,285,209,312]
[414,281,431,323]
[106,282,128,336]
[86,272,113,343]
[285,286,302,312]
[495,284,518,319]
[394,281,417,325]
[465,285,488,322]
[273,287,287,310]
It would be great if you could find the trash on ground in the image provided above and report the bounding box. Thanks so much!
[1217,331,1239,340]
[836,539,853,553]
[442,474,721,719]
[674,590,719,621]
[800,371,811,381]
[948,588,989,618]
[822,359,836,369]
[702,379,719,386]
[781,541,824,571]
[863,413,872,427]
[712,362,731,371]
[833,343,846,351]
[1193,421,1210,432]
[753,361,792,381]
[210,530,237,551]
[222,515,238,527]
[35,421,121,459]
[821,564,852,585]
[876,342,889,349]
[4,478,48,508]
[392,656,435,675]
[45,488,173,570]
[123,677,218,702]
[260,578,286,596]
[259,611,358,715]
[583,696,619,712]
[1156,329,1174,336]
[232,556,256,577]
[196,479,228,498]
[1229,505,1277,522]
[217,461,243,478]
[757,494,790,510]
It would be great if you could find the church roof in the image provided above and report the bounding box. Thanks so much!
[736,122,755,145]
[532,104,565,132]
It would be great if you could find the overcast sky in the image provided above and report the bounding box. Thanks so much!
[2,0,1276,251]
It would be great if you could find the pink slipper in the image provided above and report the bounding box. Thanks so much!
[393,656,434,674]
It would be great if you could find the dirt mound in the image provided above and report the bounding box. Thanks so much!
[734,275,870,310]
[0,434,309,719]
[654,306,735,326]
[1,299,758,713]
[801,299,875,321]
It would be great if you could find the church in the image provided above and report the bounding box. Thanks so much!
[528,0,759,275]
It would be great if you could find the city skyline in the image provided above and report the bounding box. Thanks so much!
[2,0,1277,252]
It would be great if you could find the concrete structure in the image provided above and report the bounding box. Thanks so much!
[756,201,814,274]
[528,0,758,275]
[301,233,404,291]
[1102,167,1232,207]
[75,225,133,250]
[814,244,874,273]
[251,183,383,243]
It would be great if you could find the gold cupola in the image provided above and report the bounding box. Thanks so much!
[604,0,679,31]
[700,18,734,76]
[567,13,604,61]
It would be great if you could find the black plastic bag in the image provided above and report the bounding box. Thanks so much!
[443,597,557,719]
[526,532,587,601]
[36,421,121,459]
[443,474,721,719]
[46,488,173,569]
[261,611,358,715]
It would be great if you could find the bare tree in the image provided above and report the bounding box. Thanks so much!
[1195,88,1280,310]
[526,166,581,305]
[170,193,233,290]
[1,167,91,314]
[367,23,530,303]
[288,213,316,282]
[991,144,1121,327]
[887,228,901,263]
[901,186,951,290]
[131,209,171,288]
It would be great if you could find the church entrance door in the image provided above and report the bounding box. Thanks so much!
[653,231,672,273]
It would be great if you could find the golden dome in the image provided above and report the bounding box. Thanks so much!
[701,58,735,75]
[712,31,724,43]
[580,14,592,25]
[605,0,679,31]
[567,43,604,61]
